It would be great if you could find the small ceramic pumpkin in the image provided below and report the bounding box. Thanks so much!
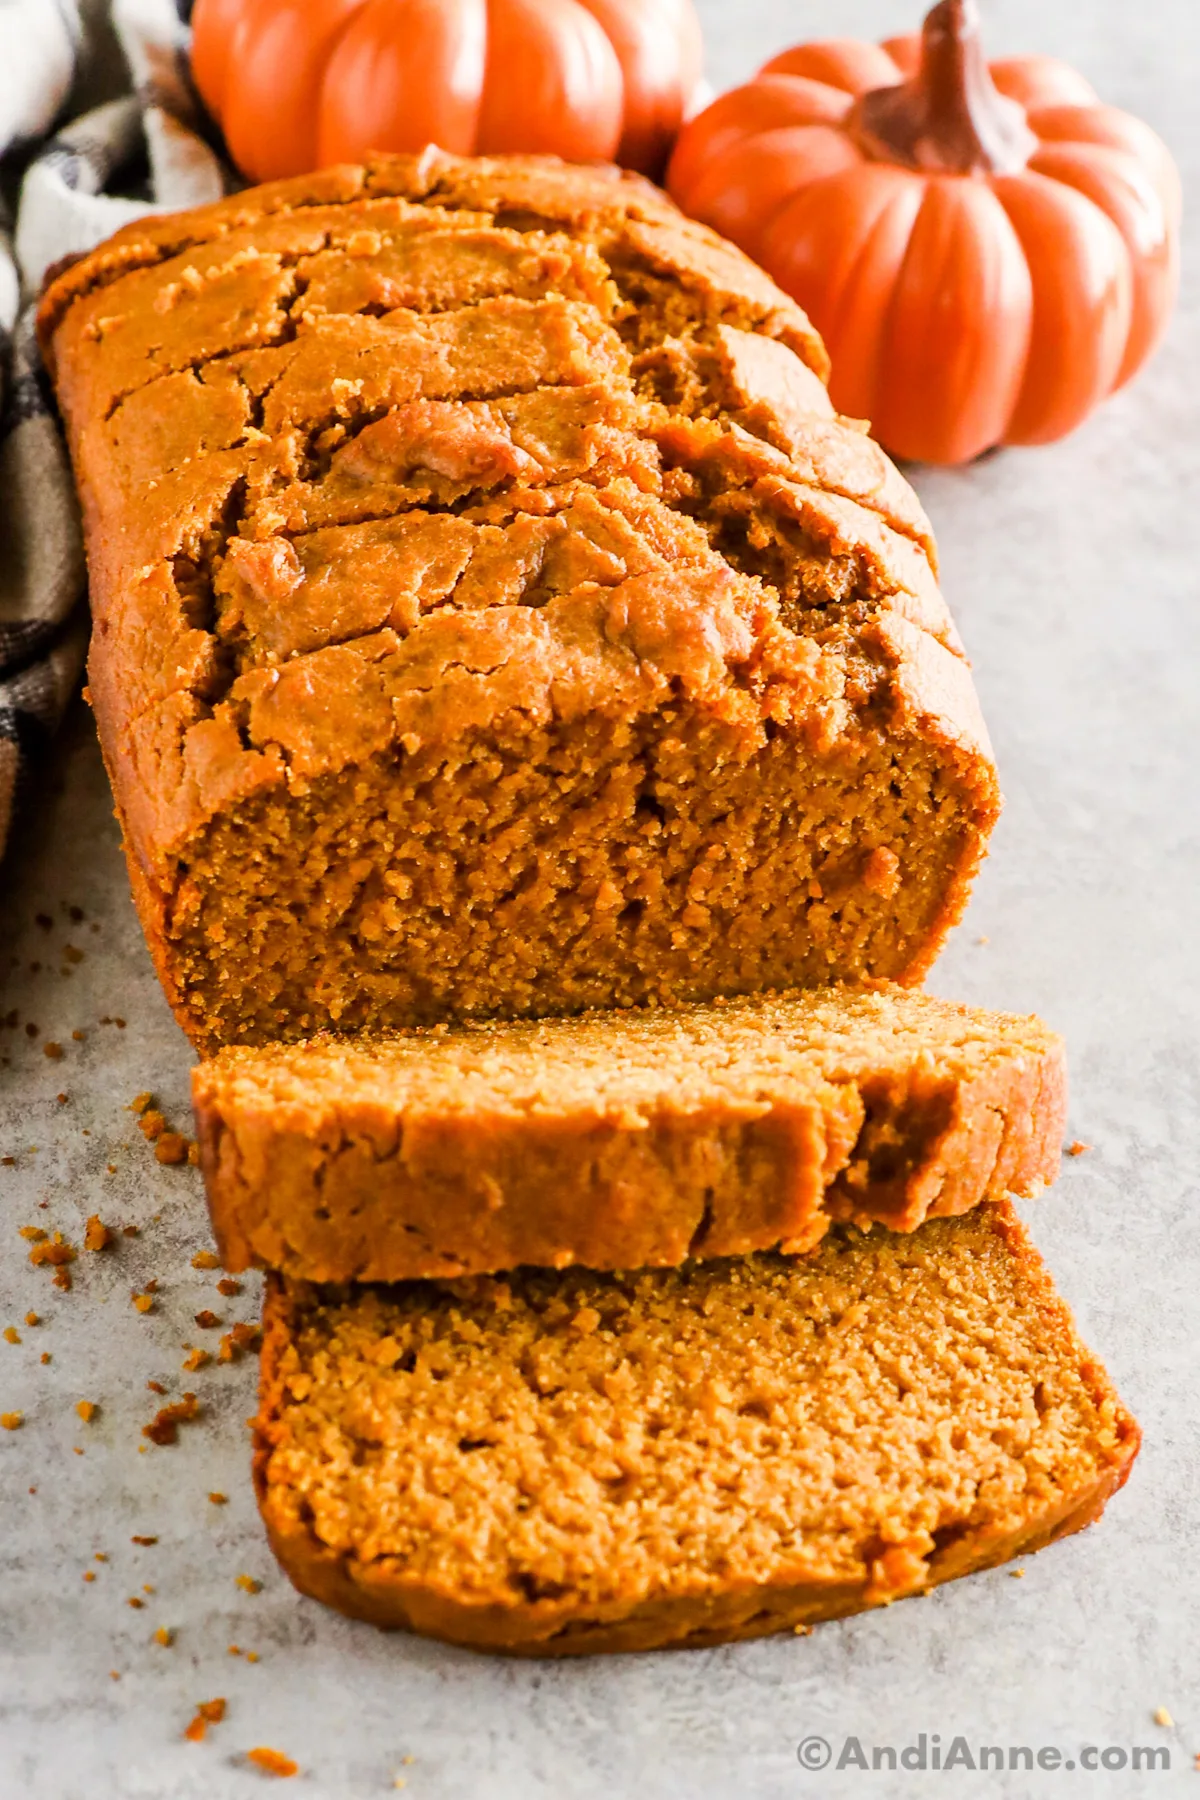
[191,0,704,184]
[668,0,1180,463]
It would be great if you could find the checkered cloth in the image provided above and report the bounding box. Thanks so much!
[0,0,230,857]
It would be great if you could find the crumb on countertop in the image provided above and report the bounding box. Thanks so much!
[184,1698,226,1743]
[84,1215,112,1252]
[246,1747,298,1778]
[142,1393,200,1446]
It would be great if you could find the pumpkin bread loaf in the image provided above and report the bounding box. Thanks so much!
[254,1203,1139,1655]
[194,985,1065,1282]
[40,150,999,1051]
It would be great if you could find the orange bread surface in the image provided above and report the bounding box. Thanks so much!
[195,985,1066,1281]
[40,150,998,1051]
[255,1203,1138,1655]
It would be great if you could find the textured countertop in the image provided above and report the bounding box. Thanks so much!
[2,2,1198,1795]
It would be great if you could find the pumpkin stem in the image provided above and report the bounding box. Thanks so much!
[851,0,1036,176]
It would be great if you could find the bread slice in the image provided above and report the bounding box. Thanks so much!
[40,150,998,1052]
[194,985,1065,1282]
[253,1203,1138,1655]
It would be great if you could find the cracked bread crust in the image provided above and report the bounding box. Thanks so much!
[194,985,1067,1283]
[253,1204,1139,1655]
[40,149,999,1051]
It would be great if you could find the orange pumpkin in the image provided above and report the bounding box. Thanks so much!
[668,0,1180,463]
[190,0,704,184]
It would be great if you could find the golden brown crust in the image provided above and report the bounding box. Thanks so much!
[252,1205,1139,1655]
[193,986,1066,1282]
[42,150,998,1050]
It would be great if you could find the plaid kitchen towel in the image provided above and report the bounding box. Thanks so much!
[0,0,229,860]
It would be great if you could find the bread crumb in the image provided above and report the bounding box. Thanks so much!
[43,1042,63,1060]
[94,1552,107,1561]
[130,1093,153,1114]
[84,1215,112,1252]
[219,1322,262,1362]
[127,1596,144,1609]
[24,1313,39,1327]
[792,1623,812,1635]
[194,1310,222,1330]
[1010,1568,1025,1578]
[40,1352,50,1364]
[1,1412,23,1430]
[19,1226,46,1242]
[154,1626,174,1646]
[236,1574,262,1594]
[83,1570,95,1582]
[209,1491,228,1505]
[72,1029,86,1042]
[1154,1707,1173,1727]
[1066,1140,1090,1157]
[76,1400,98,1423]
[217,1278,242,1297]
[156,1133,188,1165]
[29,1233,76,1275]
[184,1698,226,1742]
[142,1392,200,1445]
[131,1535,158,1546]
[191,1250,221,1270]
[146,1380,166,1395]
[110,1670,120,1681]
[246,1748,298,1778]
[132,1291,155,1313]
[138,1109,165,1141]
[3,1327,20,1345]
[246,1651,260,1664]
[182,1347,211,1373]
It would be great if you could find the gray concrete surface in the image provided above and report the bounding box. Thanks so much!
[2,1,1198,1794]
